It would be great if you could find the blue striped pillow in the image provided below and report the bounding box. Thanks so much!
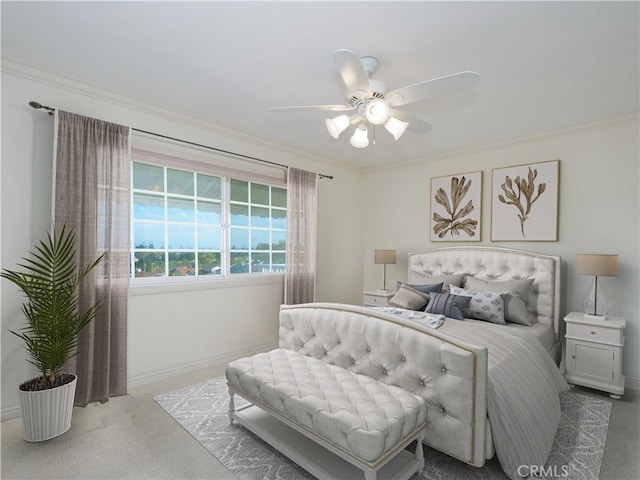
[425,293,471,320]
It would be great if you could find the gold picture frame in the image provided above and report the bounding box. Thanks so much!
[430,170,482,242]
[491,160,560,241]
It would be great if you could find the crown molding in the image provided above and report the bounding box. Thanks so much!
[1,56,363,176]
[5,55,634,176]
[365,112,639,175]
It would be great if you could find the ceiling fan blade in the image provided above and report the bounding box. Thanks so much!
[268,105,356,113]
[391,110,432,133]
[386,71,479,107]
[333,49,371,96]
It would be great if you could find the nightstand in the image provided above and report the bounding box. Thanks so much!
[363,290,395,307]
[564,312,626,399]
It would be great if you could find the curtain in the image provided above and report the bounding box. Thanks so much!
[54,111,130,406]
[284,167,318,304]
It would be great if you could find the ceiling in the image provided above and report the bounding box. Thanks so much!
[2,1,639,169]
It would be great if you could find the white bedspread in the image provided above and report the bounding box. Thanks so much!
[407,314,569,479]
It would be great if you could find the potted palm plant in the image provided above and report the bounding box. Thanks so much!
[1,224,103,441]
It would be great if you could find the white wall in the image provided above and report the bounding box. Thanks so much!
[3,59,637,421]
[362,116,640,384]
[1,64,364,418]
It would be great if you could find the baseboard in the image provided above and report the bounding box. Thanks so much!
[625,375,640,391]
[2,343,279,422]
[1,404,22,422]
[127,342,279,390]
[4,351,636,421]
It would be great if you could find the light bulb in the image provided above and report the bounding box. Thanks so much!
[325,115,350,139]
[350,125,369,148]
[364,99,390,125]
[384,116,409,141]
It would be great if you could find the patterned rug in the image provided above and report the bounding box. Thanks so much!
[154,377,611,480]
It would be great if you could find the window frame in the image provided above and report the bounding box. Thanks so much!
[130,152,287,286]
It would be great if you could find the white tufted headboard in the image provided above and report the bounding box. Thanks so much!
[408,247,561,338]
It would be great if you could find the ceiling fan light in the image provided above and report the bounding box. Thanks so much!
[325,114,350,139]
[350,125,369,148]
[384,116,410,141]
[364,99,390,125]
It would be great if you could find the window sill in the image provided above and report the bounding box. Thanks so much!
[129,274,284,296]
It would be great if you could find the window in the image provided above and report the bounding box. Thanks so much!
[131,161,286,280]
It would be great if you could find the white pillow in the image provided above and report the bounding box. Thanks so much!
[449,285,506,324]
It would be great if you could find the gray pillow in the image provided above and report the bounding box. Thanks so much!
[412,274,465,293]
[424,293,471,320]
[396,281,443,295]
[463,277,537,326]
[387,284,430,311]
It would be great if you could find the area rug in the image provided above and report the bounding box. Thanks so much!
[154,377,611,480]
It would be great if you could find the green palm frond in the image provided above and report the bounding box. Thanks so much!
[1,224,103,387]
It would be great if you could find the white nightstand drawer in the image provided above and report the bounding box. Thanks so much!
[568,323,623,345]
[363,290,395,307]
[363,294,388,306]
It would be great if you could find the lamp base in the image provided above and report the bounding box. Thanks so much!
[584,313,607,321]
[377,288,390,293]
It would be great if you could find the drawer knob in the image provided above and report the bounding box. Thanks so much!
[590,331,597,335]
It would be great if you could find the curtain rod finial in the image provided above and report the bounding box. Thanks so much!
[29,101,55,115]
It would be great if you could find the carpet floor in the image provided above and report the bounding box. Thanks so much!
[154,376,612,480]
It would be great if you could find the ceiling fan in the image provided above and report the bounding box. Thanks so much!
[269,49,479,148]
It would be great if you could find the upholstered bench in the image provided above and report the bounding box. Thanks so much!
[226,348,427,480]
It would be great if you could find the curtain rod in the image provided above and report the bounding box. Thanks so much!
[28,101,334,180]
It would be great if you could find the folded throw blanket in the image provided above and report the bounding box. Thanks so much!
[371,306,445,329]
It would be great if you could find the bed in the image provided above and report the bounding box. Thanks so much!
[278,246,568,479]
[402,246,567,476]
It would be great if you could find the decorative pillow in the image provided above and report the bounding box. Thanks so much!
[424,293,471,320]
[449,285,505,324]
[396,281,443,295]
[387,284,430,311]
[411,274,465,293]
[463,277,536,326]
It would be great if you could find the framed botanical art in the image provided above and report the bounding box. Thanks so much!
[491,160,559,241]
[430,171,482,242]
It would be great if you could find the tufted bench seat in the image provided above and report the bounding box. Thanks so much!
[226,348,427,480]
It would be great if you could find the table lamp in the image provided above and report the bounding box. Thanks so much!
[576,254,618,320]
[374,250,396,292]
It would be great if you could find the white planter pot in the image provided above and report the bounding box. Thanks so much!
[19,375,77,442]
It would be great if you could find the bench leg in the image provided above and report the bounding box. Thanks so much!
[415,429,425,469]
[364,470,377,480]
[228,387,235,424]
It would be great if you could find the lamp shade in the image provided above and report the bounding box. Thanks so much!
[384,116,409,141]
[325,115,350,139]
[576,254,618,276]
[350,125,369,148]
[374,249,396,265]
